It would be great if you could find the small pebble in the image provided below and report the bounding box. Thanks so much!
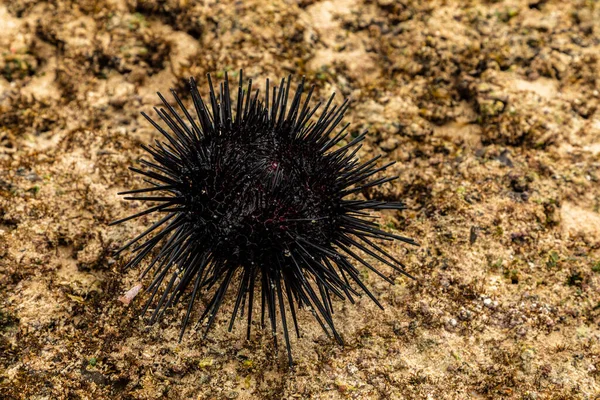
[347,364,358,374]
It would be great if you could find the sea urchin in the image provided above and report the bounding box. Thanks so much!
[111,71,417,364]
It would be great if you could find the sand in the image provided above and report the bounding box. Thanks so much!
[1,0,599,398]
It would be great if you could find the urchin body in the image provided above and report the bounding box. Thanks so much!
[112,71,416,364]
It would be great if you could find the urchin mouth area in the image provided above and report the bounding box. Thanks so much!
[112,70,416,366]
[179,129,340,260]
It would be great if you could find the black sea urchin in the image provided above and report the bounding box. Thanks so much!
[111,71,417,364]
